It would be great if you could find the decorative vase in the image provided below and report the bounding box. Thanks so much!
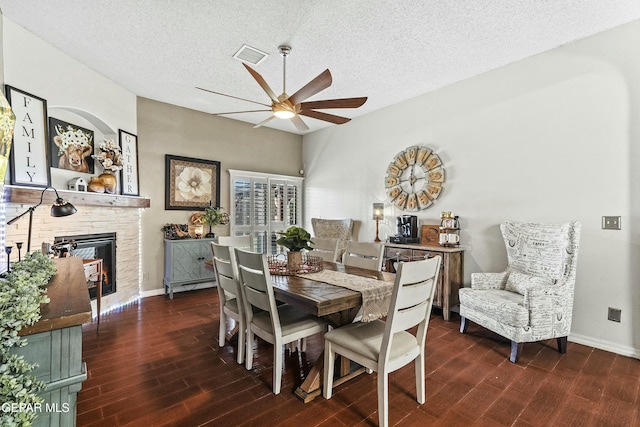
[87,177,105,193]
[205,225,215,238]
[287,251,302,271]
[99,171,117,194]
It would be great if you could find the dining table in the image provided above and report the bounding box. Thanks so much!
[205,258,395,402]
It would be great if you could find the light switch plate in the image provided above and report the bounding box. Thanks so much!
[602,216,621,230]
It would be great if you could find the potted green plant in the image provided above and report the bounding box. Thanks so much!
[202,206,230,238]
[276,226,313,269]
[1,251,55,426]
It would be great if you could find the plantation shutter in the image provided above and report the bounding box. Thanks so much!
[229,170,303,255]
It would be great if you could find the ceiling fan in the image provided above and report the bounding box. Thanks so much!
[196,45,367,132]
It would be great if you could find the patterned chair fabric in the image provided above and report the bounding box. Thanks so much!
[459,221,581,362]
[311,218,354,261]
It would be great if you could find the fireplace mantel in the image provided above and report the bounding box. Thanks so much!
[3,185,151,209]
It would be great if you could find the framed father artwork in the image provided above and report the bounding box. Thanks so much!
[165,154,220,210]
[5,85,51,187]
[48,117,94,173]
[119,129,139,196]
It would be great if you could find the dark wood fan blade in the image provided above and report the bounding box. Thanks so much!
[243,63,279,103]
[291,115,309,132]
[213,110,271,116]
[299,97,367,110]
[288,69,332,106]
[196,87,271,107]
[253,114,276,128]
[299,109,351,124]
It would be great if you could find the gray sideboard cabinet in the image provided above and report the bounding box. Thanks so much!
[163,238,216,299]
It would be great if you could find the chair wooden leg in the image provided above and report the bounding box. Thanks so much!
[323,341,335,399]
[510,341,522,363]
[377,370,389,427]
[273,339,283,395]
[415,353,425,404]
[236,320,245,365]
[245,330,254,370]
[557,336,568,354]
[218,312,226,348]
[460,316,469,333]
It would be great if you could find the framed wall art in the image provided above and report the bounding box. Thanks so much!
[165,154,220,210]
[5,85,51,187]
[119,129,139,196]
[48,117,95,173]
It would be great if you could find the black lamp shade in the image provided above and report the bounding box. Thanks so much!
[51,198,77,217]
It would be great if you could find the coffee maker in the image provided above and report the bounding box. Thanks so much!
[390,215,420,244]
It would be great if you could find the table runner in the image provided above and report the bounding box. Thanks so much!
[298,270,393,322]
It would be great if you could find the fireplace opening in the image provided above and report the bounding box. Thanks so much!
[54,233,116,298]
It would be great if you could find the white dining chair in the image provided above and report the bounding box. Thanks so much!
[310,237,339,263]
[342,241,385,271]
[217,235,253,250]
[234,248,328,394]
[210,242,248,364]
[323,256,442,427]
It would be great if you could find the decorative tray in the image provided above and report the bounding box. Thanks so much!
[267,254,324,276]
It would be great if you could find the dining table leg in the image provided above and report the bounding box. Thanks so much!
[294,308,365,403]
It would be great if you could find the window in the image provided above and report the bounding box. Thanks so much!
[229,170,303,254]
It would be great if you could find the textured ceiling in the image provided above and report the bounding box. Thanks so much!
[1,1,639,134]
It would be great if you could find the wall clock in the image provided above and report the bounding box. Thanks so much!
[385,145,445,211]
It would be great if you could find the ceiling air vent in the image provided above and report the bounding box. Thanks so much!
[233,44,269,66]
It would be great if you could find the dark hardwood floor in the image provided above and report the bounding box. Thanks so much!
[77,288,639,426]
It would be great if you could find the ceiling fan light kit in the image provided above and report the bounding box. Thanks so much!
[197,44,368,131]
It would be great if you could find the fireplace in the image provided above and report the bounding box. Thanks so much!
[55,233,116,298]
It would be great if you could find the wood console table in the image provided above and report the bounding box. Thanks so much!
[14,257,92,427]
[384,243,464,321]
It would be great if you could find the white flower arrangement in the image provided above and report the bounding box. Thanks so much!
[54,124,92,149]
[92,139,123,172]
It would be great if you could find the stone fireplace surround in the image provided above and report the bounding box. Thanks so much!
[2,185,150,315]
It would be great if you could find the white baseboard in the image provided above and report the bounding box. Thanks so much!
[570,333,640,359]
[140,282,216,299]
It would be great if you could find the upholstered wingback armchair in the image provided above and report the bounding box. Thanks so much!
[459,221,581,363]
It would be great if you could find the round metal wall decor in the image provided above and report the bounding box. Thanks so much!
[385,145,445,211]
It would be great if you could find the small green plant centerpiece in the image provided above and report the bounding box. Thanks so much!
[276,226,313,270]
[202,206,230,238]
[1,251,56,426]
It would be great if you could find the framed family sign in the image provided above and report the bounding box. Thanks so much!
[5,85,51,187]
[119,129,139,196]
[165,154,220,210]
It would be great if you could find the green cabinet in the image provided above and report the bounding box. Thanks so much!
[163,238,216,299]
[11,327,86,427]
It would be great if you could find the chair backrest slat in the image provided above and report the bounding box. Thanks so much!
[311,237,339,263]
[342,241,384,271]
[211,242,245,309]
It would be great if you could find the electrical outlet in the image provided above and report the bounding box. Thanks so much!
[602,216,621,230]
[608,307,621,322]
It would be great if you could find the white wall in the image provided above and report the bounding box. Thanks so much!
[1,18,136,136]
[303,20,640,358]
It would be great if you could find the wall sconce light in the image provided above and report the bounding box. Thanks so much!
[372,203,384,242]
[6,186,77,253]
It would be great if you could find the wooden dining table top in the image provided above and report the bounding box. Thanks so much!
[270,262,395,320]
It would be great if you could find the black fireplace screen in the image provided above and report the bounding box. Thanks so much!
[54,233,116,299]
